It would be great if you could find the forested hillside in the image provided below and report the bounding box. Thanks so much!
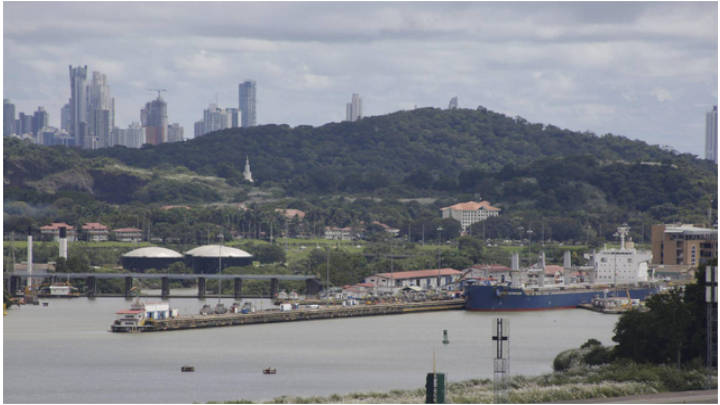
[3,107,717,240]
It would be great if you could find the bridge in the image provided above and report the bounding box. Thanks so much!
[3,272,323,299]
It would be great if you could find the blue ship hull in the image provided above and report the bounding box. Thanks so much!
[464,284,658,311]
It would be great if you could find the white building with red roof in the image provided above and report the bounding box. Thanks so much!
[275,208,306,220]
[371,221,400,236]
[81,222,109,241]
[324,226,353,241]
[440,200,500,232]
[113,227,143,242]
[364,268,462,291]
[40,222,77,241]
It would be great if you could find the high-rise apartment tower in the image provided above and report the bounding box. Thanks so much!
[4,99,15,136]
[238,80,256,127]
[141,96,168,145]
[69,65,88,148]
[705,105,717,163]
[345,93,362,122]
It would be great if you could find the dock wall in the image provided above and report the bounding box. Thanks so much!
[142,299,465,332]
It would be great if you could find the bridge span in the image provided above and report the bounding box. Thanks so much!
[3,272,323,299]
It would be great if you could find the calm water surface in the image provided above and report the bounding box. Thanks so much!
[4,296,619,403]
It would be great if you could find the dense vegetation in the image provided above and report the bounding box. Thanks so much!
[4,107,717,246]
[612,261,717,366]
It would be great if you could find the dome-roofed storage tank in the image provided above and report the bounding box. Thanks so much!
[184,245,253,274]
[121,247,184,272]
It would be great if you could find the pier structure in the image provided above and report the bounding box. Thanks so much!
[120,299,466,332]
[3,272,322,299]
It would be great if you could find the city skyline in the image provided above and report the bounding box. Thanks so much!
[3,2,717,156]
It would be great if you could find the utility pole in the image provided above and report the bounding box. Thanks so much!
[325,247,330,296]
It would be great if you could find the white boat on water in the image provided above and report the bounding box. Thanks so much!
[111,300,177,332]
[38,283,80,297]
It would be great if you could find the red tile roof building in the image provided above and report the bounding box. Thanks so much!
[365,268,461,290]
[113,227,143,242]
[81,222,109,241]
[440,200,500,232]
[275,208,306,220]
[40,222,77,241]
[324,226,354,241]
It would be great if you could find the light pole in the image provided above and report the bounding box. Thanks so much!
[526,229,533,268]
[325,246,330,298]
[218,233,224,299]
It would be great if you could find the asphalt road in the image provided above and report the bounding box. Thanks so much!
[558,389,717,403]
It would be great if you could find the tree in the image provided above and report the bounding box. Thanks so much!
[458,236,484,263]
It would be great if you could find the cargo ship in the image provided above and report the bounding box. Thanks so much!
[465,225,662,311]
[464,283,658,311]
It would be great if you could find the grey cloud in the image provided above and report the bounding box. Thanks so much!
[3,1,717,156]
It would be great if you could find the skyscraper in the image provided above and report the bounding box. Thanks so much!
[705,105,717,164]
[141,95,168,145]
[345,93,362,122]
[87,71,114,149]
[17,112,33,135]
[194,104,231,137]
[227,107,240,128]
[167,123,184,143]
[4,99,15,136]
[60,102,71,133]
[238,80,256,127]
[69,65,88,148]
[32,107,49,136]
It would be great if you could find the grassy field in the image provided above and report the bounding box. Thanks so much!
[214,362,716,404]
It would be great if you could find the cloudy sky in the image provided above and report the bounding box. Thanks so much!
[3,2,717,156]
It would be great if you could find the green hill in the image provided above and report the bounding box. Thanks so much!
[3,107,717,237]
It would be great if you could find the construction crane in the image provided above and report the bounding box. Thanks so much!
[147,88,167,99]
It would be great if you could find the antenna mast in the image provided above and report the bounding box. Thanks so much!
[147,88,167,99]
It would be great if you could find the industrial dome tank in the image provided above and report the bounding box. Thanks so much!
[184,245,253,274]
[121,246,184,272]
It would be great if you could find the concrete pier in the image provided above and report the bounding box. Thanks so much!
[121,299,466,333]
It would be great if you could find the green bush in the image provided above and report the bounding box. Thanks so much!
[581,338,602,349]
[583,345,614,365]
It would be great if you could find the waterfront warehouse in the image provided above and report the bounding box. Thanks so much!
[121,247,184,272]
[184,245,253,273]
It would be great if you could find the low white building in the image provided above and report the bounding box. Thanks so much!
[324,226,353,241]
[365,268,462,291]
[113,227,143,242]
[440,201,500,232]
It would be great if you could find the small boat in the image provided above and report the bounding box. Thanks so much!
[181,365,195,372]
[263,367,277,375]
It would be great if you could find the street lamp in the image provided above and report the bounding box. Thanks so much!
[526,229,533,268]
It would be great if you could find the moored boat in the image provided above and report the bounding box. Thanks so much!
[111,300,177,332]
[39,283,80,298]
[465,225,662,311]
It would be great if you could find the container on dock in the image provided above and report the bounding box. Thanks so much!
[279,303,292,312]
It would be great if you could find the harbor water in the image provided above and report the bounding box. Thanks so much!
[4,296,619,403]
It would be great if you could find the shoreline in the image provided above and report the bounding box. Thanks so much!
[213,362,717,404]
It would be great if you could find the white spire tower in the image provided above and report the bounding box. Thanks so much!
[243,156,254,183]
